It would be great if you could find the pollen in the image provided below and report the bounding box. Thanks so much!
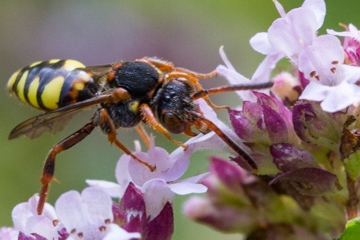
[310,71,316,78]
[129,100,140,112]
[52,219,59,226]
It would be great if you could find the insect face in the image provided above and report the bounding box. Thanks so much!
[153,78,198,134]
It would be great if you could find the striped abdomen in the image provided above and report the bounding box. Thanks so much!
[7,59,98,111]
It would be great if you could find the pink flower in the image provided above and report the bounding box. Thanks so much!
[113,183,174,240]
[11,195,62,239]
[0,227,18,240]
[8,188,140,240]
[55,187,140,240]
[87,136,209,219]
[251,0,325,62]
[328,24,360,66]
[298,35,360,112]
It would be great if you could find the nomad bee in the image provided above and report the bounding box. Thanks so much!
[7,57,273,214]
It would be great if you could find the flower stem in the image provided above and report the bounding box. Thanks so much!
[346,172,359,221]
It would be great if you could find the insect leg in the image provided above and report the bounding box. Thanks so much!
[167,71,226,110]
[190,111,258,173]
[138,57,217,80]
[95,108,156,171]
[192,82,274,100]
[38,121,96,215]
[137,57,175,72]
[140,103,188,149]
[135,125,151,149]
[183,124,198,137]
[173,67,217,79]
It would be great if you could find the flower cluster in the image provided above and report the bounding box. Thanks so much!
[184,0,360,239]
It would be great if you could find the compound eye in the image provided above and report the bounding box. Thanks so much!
[162,112,185,134]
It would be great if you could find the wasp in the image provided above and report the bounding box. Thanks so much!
[7,57,273,214]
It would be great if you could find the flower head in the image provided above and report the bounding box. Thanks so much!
[11,195,62,240]
[8,188,140,240]
[87,136,209,219]
[113,182,174,240]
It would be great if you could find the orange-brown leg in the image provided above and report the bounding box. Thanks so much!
[192,81,274,100]
[140,103,188,149]
[167,71,227,110]
[136,125,151,149]
[173,67,217,79]
[136,57,175,72]
[137,57,217,79]
[38,121,96,215]
[191,111,258,173]
[96,109,156,171]
[183,124,198,137]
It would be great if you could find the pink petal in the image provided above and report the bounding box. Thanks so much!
[146,202,174,240]
[119,183,146,235]
[25,216,59,240]
[250,32,277,55]
[86,179,122,198]
[12,203,34,233]
[251,53,284,84]
[141,179,175,219]
[161,147,192,181]
[182,172,210,184]
[268,8,317,61]
[298,35,343,85]
[341,64,360,84]
[0,227,18,240]
[219,46,236,70]
[55,190,87,234]
[299,81,329,101]
[103,224,141,240]
[115,154,132,196]
[273,0,286,18]
[327,29,355,39]
[81,187,113,225]
[167,182,208,195]
[12,195,57,234]
[128,144,172,186]
[302,0,326,28]
[320,81,360,112]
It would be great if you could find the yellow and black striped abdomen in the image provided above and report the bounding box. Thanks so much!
[8,59,98,111]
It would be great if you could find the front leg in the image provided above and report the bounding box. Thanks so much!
[94,108,156,171]
[140,103,188,150]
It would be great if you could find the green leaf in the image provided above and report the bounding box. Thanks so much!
[339,217,360,240]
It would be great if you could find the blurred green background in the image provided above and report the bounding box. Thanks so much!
[0,1,359,239]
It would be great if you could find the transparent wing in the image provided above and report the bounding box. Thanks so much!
[9,92,114,140]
